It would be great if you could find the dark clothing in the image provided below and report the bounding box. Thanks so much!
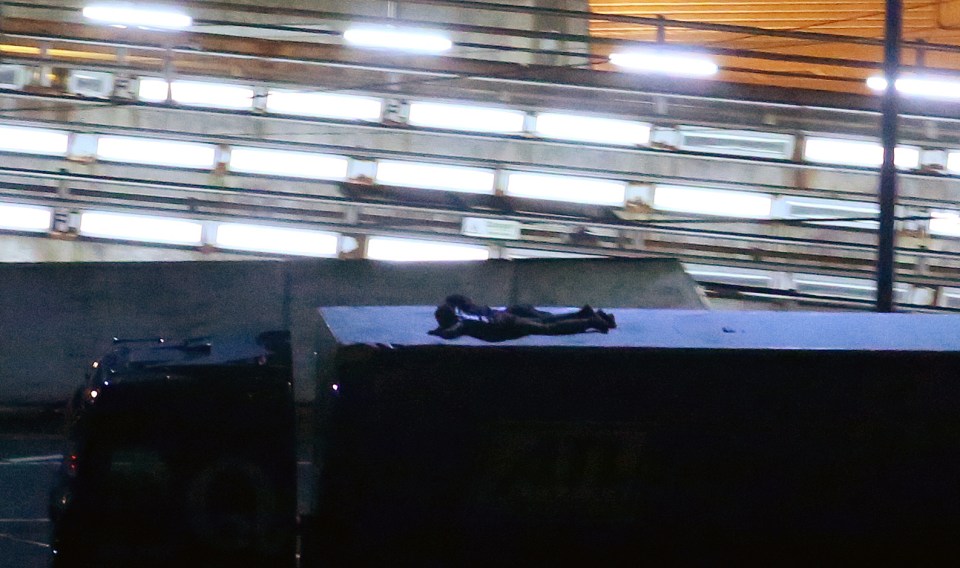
[430,296,613,342]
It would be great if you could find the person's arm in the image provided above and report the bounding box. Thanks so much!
[428,321,465,339]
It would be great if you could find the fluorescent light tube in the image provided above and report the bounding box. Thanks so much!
[266,90,383,121]
[407,101,526,134]
[946,151,960,174]
[82,4,192,30]
[930,211,960,237]
[534,112,651,146]
[137,78,254,110]
[375,160,495,194]
[804,137,920,169]
[609,49,718,77]
[96,136,217,169]
[229,147,349,180]
[79,211,203,245]
[505,172,626,206]
[867,75,960,100]
[343,27,452,53]
[0,203,52,232]
[0,124,69,156]
[366,236,489,262]
[654,185,772,218]
[215,223,339,256]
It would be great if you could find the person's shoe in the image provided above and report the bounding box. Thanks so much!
[590,314,609,334]
[578,304,595,317]
[597,309,617,329]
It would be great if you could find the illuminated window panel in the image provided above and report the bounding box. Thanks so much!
[375,161,495,194]
[366,236,489,262]
[137,77,255,110]
[215,223,339,257]
[533,113,651,146]
[804,137,921,169]
[96,136,217,169]
[265,90,383,121]
[683,264,776,287]
[505,172,626,206]
[945,151,960,174]
[407,102,526,134]
[653,185,772,218]
[228,147,349,180]
[79,211,203,245]
[0,203,52,232]
[930,210,960,237]
[0,124,70,156]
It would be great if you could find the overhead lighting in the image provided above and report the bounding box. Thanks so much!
[343,27,452,53]
[505,172,626,206]
[229,147,349,180]
[804,137,920,169]
[609,49,718,77]
[407,101,526,134]
[0,124,70,156]
[79,211,203,245]
[375,160,495,194]
[867,75,960,100]
[0,203,52,232]
[653,185,772,218]
[534,112,651,146]
[96,136,217,169]
[930,211,960,238]
[215,223,340,257]
[137,78,254,110]
[366,236,489,262]
[82,4,192,30]
[266,90,383,121]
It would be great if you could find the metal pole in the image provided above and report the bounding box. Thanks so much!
[877,0,902,312]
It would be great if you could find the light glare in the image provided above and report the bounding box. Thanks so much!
[0,203,52,232]
[867,75,960,100]
[534,113,651,146]
[138,78,254,110]
[82,5,192,30]
[229,147,349,180]
[375,161,495,194]
[930,211,960,237]
[653,185,772,218]
[804,137,920,169]
[266,90,383,121]
[366,236,489,262]
[505,172,626,206]
[96,136,217,169]
[408,102,525,134]
[609,50,718,77]
[343,27,452,53]
[0,125,69,156]
[215,223,339,256]
[79,211,203,245]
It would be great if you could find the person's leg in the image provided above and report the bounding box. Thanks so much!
[507,304,596,323]
[511,315,609,336]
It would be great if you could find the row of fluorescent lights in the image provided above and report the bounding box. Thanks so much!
[0,203,492,261]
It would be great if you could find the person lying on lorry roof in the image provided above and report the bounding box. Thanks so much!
[428,295,615,342]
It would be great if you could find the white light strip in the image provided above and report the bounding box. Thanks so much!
[0,125,69,156]
[343,27,452,53]
[0,203,52,232]
[215,223,339,257]
[867,75,960,100]
[137,78,254,110]
[266,90,383,121]
[407,101,526,134]
[654,185,772,218]
[804,137,920,169]
[946,151,960,174]
[375,161,496,194]
[79,211,203,245]
[930,211,960,237]
[609,49,718,77]
[505,172,626,206]
[82,5,192,30]
[96,136,217,169]
[229,147,349,180]
[534,112,651,146]
[366,236,489,262]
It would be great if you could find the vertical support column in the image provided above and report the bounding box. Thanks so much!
[876,0,902,312]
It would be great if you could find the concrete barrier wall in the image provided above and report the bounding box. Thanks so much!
[0,258,704,404]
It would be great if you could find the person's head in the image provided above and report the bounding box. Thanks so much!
[444,294,471,309]
[434,304,459,328]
